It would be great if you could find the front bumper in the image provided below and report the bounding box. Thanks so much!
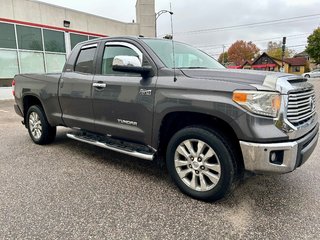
[240,123,319,174]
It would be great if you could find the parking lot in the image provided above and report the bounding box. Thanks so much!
[0,79,320,239]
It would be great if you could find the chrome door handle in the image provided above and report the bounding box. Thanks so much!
[93,83,107,88]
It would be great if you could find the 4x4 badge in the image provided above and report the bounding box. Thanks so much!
[139,89,152,96]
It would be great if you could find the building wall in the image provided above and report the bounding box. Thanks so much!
[0,0,154,37]
[274,60,289,73]
[289,66,305,75]
[136,0,156,37]
[0,0,155,86]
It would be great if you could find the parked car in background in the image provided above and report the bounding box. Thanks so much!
[302,69,320,78]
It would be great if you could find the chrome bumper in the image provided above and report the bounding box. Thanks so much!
[240,124,319,174]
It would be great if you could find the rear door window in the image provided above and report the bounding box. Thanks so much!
[74,46,97,74]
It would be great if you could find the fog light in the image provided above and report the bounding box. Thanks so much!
[269,150,284,165]
[270,152,277,162]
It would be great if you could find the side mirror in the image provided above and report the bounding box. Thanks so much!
[112,55,153,78]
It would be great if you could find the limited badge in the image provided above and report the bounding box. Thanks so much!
[139,89,152,96]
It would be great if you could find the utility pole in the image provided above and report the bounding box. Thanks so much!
[222,45,226,66]
[281,37,286,72]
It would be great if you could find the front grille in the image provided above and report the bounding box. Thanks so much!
[287,88,316,126]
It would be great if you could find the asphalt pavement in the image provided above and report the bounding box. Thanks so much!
[0,79,320,239]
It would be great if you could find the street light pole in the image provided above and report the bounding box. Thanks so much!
[155,9,173,38]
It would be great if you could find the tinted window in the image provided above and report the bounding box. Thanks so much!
[102,45,139,75]
[0,22,16,49]
[19,51,45,73]
[43,29,66,53]
[16,25,43,51]
[70,33,88,50]
[75,47,96,74]
[46,53,66,72]
[0,50,19,78]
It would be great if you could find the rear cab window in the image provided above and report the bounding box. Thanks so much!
[74,44,97,74]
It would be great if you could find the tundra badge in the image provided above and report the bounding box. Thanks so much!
[117,119,138,126]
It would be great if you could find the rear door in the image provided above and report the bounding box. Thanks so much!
[59,43,98,131]
[92,41,157,145]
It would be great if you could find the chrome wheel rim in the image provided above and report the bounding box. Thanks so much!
[174,139,221,192]
[29,112,42,140]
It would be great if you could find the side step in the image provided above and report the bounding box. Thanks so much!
[66,132,155,161]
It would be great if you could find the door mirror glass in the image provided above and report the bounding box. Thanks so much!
[112,55,152,78]
[112,55,142,68]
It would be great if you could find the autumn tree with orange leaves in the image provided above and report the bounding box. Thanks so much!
[227,40,260,66]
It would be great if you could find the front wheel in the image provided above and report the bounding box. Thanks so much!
[166,127,238,201]
[305,74,310,78]
[26,105,56,145]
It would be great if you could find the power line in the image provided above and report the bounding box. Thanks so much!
[203,43,307,56]
[175,14,320,35]
[196,33,309,49]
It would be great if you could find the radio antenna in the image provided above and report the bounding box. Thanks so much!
[169,3,177,82]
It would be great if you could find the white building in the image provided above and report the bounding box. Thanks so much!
[0,0,155,86]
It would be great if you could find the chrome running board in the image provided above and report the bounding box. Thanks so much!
[66,133,155,161]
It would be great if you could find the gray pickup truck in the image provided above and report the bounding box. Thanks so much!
[13,36,319,201]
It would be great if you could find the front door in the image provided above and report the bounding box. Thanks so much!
[92,41,156,145]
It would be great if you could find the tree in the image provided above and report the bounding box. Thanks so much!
[218,52,228,65]
[267,41,294,59]
[227,40,260,66]
[306,28,320,65]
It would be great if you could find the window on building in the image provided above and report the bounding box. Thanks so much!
[0,50,19,78]
[70,33,88,50]
[43,29,66,53]
[102,45,140,75]
[16,25,43,51]
[293,66,301,72]
[46,53,66,72]
[19,51,45,74]
[0,22,17,49]
[74,47,96,74]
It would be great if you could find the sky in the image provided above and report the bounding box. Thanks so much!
[38,0,320,59]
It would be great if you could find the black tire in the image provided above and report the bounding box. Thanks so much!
[305,74,310,78]
[166,126,238,202]
[26,105,56,145]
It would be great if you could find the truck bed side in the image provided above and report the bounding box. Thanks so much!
[14,73,64,127]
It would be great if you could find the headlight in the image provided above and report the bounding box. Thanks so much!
[232,90,281,118]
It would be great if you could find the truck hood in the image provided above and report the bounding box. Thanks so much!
[181,68,292,88]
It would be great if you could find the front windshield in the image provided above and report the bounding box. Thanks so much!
[143,39,225,69]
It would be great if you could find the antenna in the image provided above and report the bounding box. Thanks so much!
[169,3,177,82]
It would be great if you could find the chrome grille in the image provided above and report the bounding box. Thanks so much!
[287,88,316,125]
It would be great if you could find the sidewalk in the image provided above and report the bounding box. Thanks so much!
[0,87,13,100]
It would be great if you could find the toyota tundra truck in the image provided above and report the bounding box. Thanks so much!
[13,36,319,201]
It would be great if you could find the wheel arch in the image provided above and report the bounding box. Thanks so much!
[23,95,46,125]
[156,111,244,172]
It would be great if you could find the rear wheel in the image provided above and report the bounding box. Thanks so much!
[166,126,237,201]
[26,105,56,145]
[305,74,310,78]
